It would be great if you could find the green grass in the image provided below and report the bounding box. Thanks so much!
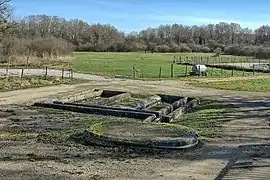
[37,114,134,145]
[175,99,234,139]
[191,78,270,92]
[72,52,260,79]
[0,76,87,92]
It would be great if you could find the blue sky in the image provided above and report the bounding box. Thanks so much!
[11,0,270,32]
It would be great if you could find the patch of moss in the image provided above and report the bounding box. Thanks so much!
[153,122,193,132]
[90,122,105,135]
[0,131,36,141]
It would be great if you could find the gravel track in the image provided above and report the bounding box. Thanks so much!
[0,68,107,81]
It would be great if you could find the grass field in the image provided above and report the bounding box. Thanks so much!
[0,76,87,92]
[71,52,260,79]
[192,78,270,92]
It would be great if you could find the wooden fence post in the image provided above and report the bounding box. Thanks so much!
[253,65,255,75]
[242,66,245,76]
[171,64,174,78]
[21,68,24,78]
[159,67,162,79]
[269,62,270,74]
[185,64,188,76]
[45,66,48,79]
[62,68,64,79]
[133,65,136,79]
[221,67,223,76]
[232,67,234,76]
[70,69,73,79]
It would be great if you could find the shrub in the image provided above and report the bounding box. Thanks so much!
[170,43,181,52]
[224,45,241,55]
[156,44,170,53]
[201,46,211,53]
[179,44,192,53]
[213,47,222,56]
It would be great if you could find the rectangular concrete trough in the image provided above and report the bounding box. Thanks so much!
[33,102,156,120]
[34,89,199,123]
[53,101,162,117]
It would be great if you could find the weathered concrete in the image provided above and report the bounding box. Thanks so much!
[34,102,156,120]
[127,95,162,109]
[53,101,161,117]
[58,89,103,103]
[89,92,131,106]
[167,98,199,122]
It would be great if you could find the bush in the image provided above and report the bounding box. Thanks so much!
[224,45,241,55]
[206,40,225,51]
[201,46,211,53]
[213,47,222,56]
[170,43,181,52]
[188,43,203,52]
[179,44,192,53]
[156,44,170,53]
[255,47,270,59]
[238,46,257,56]
[133,43,147,52]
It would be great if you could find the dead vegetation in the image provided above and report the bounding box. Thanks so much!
[0,76,86,91]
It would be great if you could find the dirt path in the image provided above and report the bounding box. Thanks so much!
[0,77,269,105]
[0,77,269,179]
[0,68,108,80]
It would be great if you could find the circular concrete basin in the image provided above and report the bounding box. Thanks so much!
[79,120,199,149]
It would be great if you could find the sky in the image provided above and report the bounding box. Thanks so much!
[11,0,270,32]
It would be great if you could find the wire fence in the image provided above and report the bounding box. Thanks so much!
[0,67,74,79]
[132,55,270,79]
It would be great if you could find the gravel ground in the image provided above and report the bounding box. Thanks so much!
[0,70,269,179]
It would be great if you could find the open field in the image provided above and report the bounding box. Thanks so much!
[1,52,268,79]
[72,52,263,78]
[192,78,270,92]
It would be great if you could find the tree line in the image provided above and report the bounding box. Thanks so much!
[2,0,270,64]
